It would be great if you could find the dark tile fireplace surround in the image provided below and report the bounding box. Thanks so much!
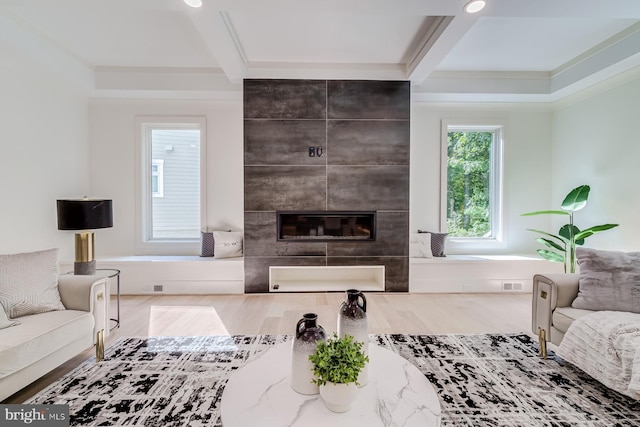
[243,79,410,292]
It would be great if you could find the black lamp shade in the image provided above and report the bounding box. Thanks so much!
[57,199,113,230]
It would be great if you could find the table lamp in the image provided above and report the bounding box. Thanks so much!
[57,198,113,275]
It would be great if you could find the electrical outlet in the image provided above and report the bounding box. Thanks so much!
[308,147,315,157]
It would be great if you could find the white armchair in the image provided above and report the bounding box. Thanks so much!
[532,273,595,347]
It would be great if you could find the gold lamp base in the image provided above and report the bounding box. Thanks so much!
[74,231,96,275]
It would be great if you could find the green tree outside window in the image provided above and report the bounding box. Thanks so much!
[447,130,493,237]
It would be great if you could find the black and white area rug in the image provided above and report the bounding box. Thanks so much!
[27,333,640,426]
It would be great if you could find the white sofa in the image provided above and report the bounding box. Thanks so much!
[532,248,640,350]
[0,274,109,402]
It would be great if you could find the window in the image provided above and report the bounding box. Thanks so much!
[151,159,164,197]
[441,121,503,243]
[136,117,206,252]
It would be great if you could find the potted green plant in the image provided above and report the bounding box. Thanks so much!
[309,333,369,413]
[521,184,618,273]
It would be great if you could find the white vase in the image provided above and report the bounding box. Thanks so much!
[319,382,358,413]
[337,289,368,386]
[290,313,326,395]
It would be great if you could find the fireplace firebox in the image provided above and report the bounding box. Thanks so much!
[277,211,376,242]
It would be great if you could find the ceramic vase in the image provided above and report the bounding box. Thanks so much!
[290,312,326,394]
[337,289,368,386]
[319,382,358,413]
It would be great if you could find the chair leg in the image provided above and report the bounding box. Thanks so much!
[96,329,105,362]
[538,327,547,359]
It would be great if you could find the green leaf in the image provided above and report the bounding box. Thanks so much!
[537,249,565,263]
[526,228,566,243]
[574,224,619,241]
[561,185,590,212]
[536,238,564,252]
[521,210,569,216]
[558,224,584,245]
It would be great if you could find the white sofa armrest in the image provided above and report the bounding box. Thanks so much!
[58,275,109,341]
[532,273,579,338]
[58,275,108,312]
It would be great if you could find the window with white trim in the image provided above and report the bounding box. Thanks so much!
[136,117,206,252]
[441,121,504,243]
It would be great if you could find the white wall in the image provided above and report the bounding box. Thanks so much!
[0,42,89,260]
[410,103,554,255]
[551,73,640,251]
[89,98,555,259]
[88,99,244,257]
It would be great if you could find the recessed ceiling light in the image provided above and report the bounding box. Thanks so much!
[184,0,202,7]
[464,0,486,13]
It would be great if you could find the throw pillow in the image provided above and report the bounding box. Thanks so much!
[200,231,215,257]
[409,233,433,258]
[0,304,19,330]
[213,231,243,259]
[572,247,640,313]
[418,230,448,257]
[0,248,65,318]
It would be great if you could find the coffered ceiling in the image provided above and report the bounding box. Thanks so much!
[2,0,640,101]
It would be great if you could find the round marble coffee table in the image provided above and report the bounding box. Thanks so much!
[221,341,441,426]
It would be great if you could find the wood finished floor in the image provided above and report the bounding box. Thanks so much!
[5,292,534,404]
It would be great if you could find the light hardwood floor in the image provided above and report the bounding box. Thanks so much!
[5,292,534,403]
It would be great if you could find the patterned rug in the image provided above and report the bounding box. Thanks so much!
[27,333,640,426]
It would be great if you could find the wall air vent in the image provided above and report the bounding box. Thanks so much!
[502,282,523,291]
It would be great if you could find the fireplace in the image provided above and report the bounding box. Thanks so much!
[277,211,376,242]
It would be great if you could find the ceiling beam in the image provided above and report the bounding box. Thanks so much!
[406,14,479,85]
[185,7,247,84]
[551,22,640,92]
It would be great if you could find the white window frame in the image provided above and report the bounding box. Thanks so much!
[135,116,207,255]
[440,119,505,250]
[151,159,164,198]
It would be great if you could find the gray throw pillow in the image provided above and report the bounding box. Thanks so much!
[572,247,640,313]
[0,248,65,318]
[418,230,448,257]
[200,231,215,257]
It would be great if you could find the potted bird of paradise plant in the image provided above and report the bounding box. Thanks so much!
[521,184,618,273]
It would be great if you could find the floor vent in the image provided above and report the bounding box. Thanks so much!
[502,282,523,291]
[153,284,163,292]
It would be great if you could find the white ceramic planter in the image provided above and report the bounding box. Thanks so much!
[319,382,357,413]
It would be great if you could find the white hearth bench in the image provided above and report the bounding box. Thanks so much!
[60,256,245,295]
[61,255,561,295]
[410,255,564,293]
